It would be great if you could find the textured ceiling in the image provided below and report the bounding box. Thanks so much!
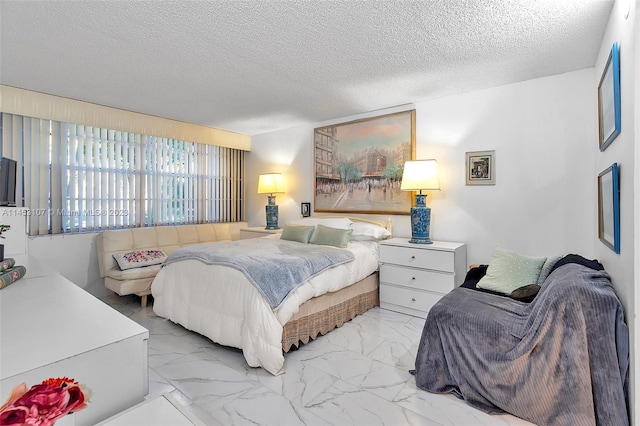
[0,1,613,136]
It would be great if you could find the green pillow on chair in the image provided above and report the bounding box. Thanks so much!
[477,247,546,295]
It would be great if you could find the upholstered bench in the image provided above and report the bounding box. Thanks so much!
[97,222,248,307]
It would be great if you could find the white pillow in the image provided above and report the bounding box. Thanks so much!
[291,217,353,229]
[350,222,391,241]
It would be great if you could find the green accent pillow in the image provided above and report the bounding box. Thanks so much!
[280,224,315,244]
[476,247,546,295]
[310,224,353,248]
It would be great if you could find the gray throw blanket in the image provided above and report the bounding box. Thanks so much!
[165,238,355,309]
[414,263,629,425]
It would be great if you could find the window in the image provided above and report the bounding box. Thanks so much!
[0,113,245,235]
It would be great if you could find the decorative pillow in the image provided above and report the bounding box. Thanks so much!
[476,247,546,295]
[292,217,353,242]
[310,225,353,248]
[113,250,168,271]
[510,284,541,303]
[280,224,315,244]
[350,222,391,241]
[0,265,26,290]
[537,255,563,285]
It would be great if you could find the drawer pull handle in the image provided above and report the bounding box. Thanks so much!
[411,277,416,281]
[410,255,415,260]
[411,297,416,302]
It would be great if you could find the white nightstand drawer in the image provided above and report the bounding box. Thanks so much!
[379,284,443,314]
[380,264,455,294]
[379,244,455,272]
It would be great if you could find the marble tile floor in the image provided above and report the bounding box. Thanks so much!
[87,281,534,426]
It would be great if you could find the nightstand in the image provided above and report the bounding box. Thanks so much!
[379,238,467,318]
[239,226,283,239]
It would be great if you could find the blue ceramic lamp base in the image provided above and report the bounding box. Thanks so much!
[265,195,280,230]
[409,194,432,244]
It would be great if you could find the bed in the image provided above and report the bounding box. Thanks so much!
[151,216,390,375]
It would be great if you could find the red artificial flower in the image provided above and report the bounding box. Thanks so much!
[0,378,90,426]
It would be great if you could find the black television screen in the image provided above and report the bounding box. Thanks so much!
[0,157,17,207]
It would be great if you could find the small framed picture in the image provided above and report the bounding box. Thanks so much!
[466,150,495,185]
[598,163,620,253]
[301,202,311,217]
[597,43,621,151]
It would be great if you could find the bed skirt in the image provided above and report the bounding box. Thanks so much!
[282,272,379,352]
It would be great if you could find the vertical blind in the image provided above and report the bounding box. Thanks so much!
[0,113,245,235]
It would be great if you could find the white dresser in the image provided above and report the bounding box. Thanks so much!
[0,255,149,425]
[379,238,467,318]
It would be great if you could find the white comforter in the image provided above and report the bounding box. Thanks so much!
[151,235,379,375]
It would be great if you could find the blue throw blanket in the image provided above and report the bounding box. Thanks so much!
[165,238,355,309]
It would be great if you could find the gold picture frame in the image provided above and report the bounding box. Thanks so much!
[314,110,415,215]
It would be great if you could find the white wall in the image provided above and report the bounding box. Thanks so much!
[595,0,637,327]
[246,124,316,231]
[413,71,596,264]
[636,3,640,424]
[249,69,596,267]
[594,0,637,422]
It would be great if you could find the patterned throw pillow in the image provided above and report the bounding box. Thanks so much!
[113,250,168,270]
[0,265,27,290]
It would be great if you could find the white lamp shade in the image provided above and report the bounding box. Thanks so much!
[400,159,440,191]
[257,173,285,194]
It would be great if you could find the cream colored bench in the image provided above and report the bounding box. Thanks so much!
[97,222,248,307]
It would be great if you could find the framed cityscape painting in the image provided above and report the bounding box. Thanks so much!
[313,110,415,215]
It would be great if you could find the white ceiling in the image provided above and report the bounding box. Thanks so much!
[0,1,613,136]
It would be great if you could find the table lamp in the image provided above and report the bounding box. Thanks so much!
[400,159,440,244]
[257,173,285,230]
